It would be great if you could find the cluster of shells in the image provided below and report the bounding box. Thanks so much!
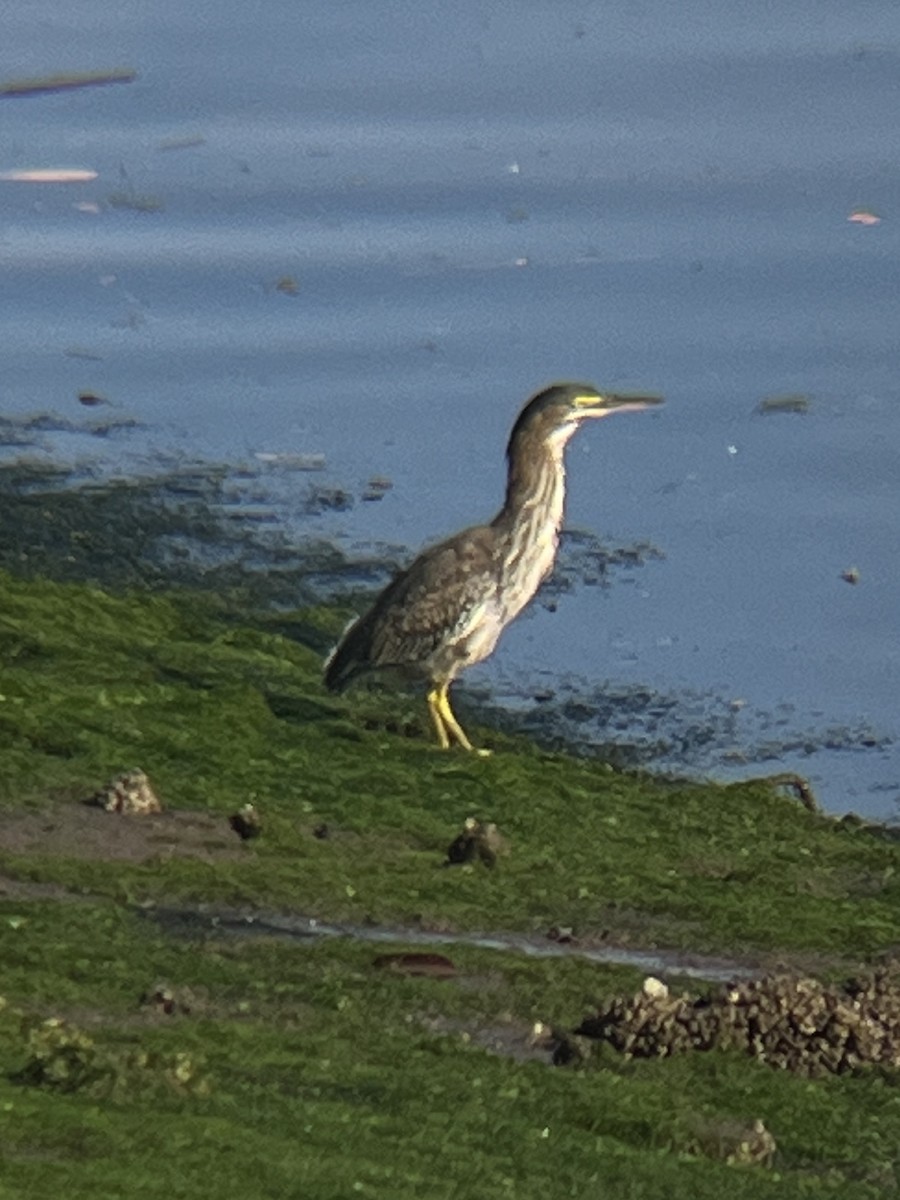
[576,966,900,1076]
[88,769,162,814]
[444,817,506,868]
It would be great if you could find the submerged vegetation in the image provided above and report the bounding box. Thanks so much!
[0,463,899,1196]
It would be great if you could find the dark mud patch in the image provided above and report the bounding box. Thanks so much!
[421,1012,552,1064]
[0,804,243,864]
[0,873,82,904]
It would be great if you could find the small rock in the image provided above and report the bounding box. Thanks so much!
[444,817,506,868]
[546,925,575,944]
[140,982,191,1016]
[229,803,261,841]
[550,1031,592,1068]
[642,976,669,999]
[726,1119,777,1168]
[373,953,456,978]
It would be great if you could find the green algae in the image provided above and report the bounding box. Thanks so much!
[0,467,899,1195]
[0,458,368,606]
[1,564,898,955]
[0,901,899,1198]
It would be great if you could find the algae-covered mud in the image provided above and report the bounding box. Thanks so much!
[1,466,900,1197]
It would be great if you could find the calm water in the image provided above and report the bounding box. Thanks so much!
[2,2,899,817]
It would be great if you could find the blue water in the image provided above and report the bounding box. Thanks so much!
[2,1,899,816]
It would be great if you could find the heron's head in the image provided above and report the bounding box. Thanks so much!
[508,382,664,457]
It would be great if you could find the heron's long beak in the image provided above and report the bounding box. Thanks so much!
[575,392,664,418]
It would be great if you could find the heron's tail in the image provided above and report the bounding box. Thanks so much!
[322,615,367,692]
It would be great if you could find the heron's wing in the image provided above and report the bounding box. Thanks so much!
[371,526,500,658]
[324,525,499,687]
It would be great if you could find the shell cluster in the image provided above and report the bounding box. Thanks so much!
[141,982,192,1016]
[684,1116,778,1168]
[88,768,162,814]
[444,817,506,868]
[229,802,262,840]
[577,965,900,1076]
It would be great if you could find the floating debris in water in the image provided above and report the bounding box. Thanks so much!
[254,451,326,471]
[0,68,137,97]
[757,393,811,415]
[107,191,165,212]
[545,528,665,596]
[156,134,207,152]
[361,475,393,502]
[275,275,300,295]
[0,167,98,183]
[304,484,353,514]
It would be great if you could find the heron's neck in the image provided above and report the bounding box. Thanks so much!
[493,426,569,539]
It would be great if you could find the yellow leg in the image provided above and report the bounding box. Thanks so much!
[427,682,491,755]
[426,686,451,749]
[435,682,475,751]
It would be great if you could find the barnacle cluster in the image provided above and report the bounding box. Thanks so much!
[229,802,262,840]
[88,768,162,814]
[16,1017,105,1093]
[689,1117,778,1168]
[577,965,900,1076]
[445,817,506,868]
[16,1016,208,1096]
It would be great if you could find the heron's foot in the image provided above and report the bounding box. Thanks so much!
[427,684,489,754]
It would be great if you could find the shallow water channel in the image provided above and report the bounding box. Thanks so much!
[148,905,755,985]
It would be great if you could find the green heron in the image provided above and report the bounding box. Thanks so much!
[324,382,662,751]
